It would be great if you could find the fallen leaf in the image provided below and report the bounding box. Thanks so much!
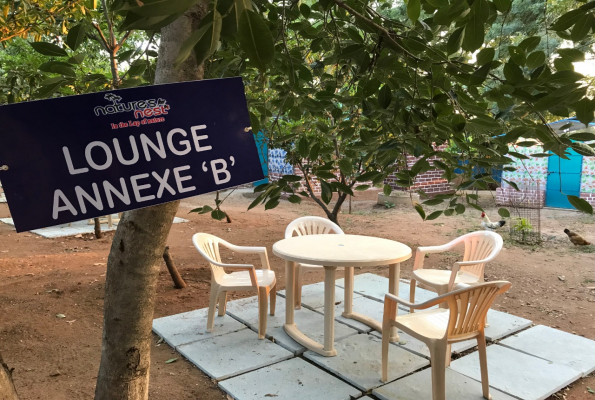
[165,358,177,364]
[265,395,278,397]
[56,314,66,318]
[398,341,408,345]
[66,320,76,324]
[75,234,83,238]
[49,370,61,377]
[587,387,594,394]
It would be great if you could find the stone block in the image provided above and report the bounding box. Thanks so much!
[219,358,361,400]
[227,295,359,354]
[304,334,429,391]
[373,367,516,400]
[499,325,595,376]
[177,329,293,380]
[153,307,246,348]
[278,281,361,310]
[450,345,581,400]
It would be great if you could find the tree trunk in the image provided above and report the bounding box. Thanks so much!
[94,217,103,239]
[94,4,206,400]
[0,352,18,400]
[163,246,187,289]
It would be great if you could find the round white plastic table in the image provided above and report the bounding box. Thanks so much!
[273,234,412,357]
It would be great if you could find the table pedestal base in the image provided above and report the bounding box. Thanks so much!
[283,323,338,357]
[341,312,400,342]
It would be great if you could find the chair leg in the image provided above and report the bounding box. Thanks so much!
[429,343,448,400]
[207,288,219,333]
[217,291,227,316]
[294,264,303,309]
[381,318,391,382]
[446,344,452,367]
[409,278,416,313]
[257,287,269,339]
[270,286,276,316]
[477,332,492,400]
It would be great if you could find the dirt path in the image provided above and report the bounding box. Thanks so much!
[0,189,594,399]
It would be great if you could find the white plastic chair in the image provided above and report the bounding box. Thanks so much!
[382,281,512,400]
[285,216,345,309]
[410,231,503,312]
[192,233,276,339]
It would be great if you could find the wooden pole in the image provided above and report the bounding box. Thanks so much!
[94,218,103,239]
[162,246,187,289]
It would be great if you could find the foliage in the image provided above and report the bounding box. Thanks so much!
[384,201,396,209]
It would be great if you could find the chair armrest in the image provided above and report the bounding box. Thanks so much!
[384,292,446,310]
[219,242,271,270]
[413,241,458,271]
[210,260,260,288]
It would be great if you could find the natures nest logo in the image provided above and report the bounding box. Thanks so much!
[94,93,170,119]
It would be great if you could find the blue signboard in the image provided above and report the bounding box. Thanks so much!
[0,77,263,232]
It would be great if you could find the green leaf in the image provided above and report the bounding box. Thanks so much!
[446,27,465,55]
[127,59,148,76]
[33,79,66,98]
[321,181,333,204]
[571,14,593,42]
[493,0,511,12]
[165,358,178,364]
[341,44,365,59]
[300,4,311,17]
[508,46,526,66]
[498,208,510,218]
[572,98,595,127]
[298,138,309,158]
[248,192,267,210]
[378,85,392,109]
[571,142,595,156]
[355,185,370,191]
[414,203,426,220]
[238,10,275,71]
[264,197,280,210]
[383,184,392,196]
[118,0,198,17]
[503,61,524,85]
[338,159,353,176]
[476,48,495,66]
[280,174,303,182]
[526,51,545,69]
[174,22,213,67]
[550,9,583,31]
[423,198,444,206]
[194,11,223,65]
[67,23,87,51]
[568,131,595,141]
[455,203,466,214]
[288,194,302,204]
[518,36,541,52]
[467,202,484,212]
[407,0,421,22]
[68,53,86,64]
[558,48,585,61]
[333,181,354,196]
[30,42,68,57]
[463,12,484,52]
[567,195,593,214]
[426,211,443,220]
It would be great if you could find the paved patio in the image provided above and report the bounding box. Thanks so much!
[153,273,595,400]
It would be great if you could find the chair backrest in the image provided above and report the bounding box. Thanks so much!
[192,233,226,283]
[284,216,344,239]
[444,281,511,341]
[457,231,503,277]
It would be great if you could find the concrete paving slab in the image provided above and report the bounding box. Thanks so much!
[153,307,246,348]
[277,282,361,310]
[450,345,581,400]
[0,216,188,237]
[177,329,293,381]
[483,309,532,341]
[336,273,437,306]
[219,357,361,400]
[499,325,595,376]
[304,334,429,391]
[371,329,431,359]
[373,367,517,400]
[227,295,359,354]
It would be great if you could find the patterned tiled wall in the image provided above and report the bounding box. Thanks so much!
[496,143,595,207]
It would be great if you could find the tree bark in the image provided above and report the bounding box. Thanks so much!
[94,217,103,239]
[0,352,18,400]
[94,3,207,400]
[163,246,187,289]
